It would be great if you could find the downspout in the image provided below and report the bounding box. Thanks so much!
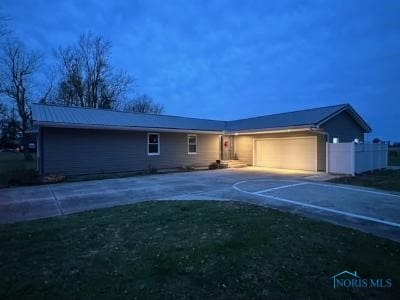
[39,127,44,175]
[220,135,223,161]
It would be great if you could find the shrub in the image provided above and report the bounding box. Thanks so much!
[208,162,220,170]
[40,174,66,184]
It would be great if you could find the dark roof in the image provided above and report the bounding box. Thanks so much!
[31,104,226,132]
[31,103,371,133]
[226,104,348,131]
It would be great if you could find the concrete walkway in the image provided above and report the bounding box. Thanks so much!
[1,167,399,242]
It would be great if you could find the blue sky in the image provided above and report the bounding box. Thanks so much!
[3,0,400,140]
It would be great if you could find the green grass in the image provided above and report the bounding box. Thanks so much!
[0,152,37,187]
[389,152,400,166]
[329,170,400,192]
[0,201,399,299]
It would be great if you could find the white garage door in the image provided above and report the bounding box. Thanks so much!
[255,137,317,171]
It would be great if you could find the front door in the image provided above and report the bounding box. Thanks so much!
[222,136,234,160]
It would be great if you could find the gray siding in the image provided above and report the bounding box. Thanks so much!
[41,128,220,175]
[235,131,326,171]
[321,111,365,142]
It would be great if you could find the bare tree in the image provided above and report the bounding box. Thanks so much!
[51,33,132,109]
[0,12,10,39]
[0,40,42,155]
[0,106,21,149]
[0,102,8,126]
[124,94,164,114]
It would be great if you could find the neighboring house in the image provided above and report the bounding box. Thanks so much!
[31,103,371,175]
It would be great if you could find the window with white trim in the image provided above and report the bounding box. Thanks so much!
[333,137,339,144]
[188,135,197,154]
[148,133,160,155]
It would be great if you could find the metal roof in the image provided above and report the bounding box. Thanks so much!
[31,103,371,133]
[31,104,226,132]
[226,104,348,131]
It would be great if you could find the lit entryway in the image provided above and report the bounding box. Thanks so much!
[254,137,317,171]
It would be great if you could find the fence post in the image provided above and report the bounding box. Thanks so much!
[384,143,388,168]
[350,142,355,176]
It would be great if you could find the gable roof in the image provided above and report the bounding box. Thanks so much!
[31,103,372,133]
[227,103,371,133]
[316,104,372,132]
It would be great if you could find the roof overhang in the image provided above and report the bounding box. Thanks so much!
[224,125,319,135]
[317,104,372,133]
[33,121,224,135]
[33,121,324,136]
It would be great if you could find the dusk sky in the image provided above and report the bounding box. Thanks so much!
[3,0,400,140]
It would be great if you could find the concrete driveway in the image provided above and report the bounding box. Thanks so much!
[1,167,399,242]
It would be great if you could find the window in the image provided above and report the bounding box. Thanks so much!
[188,135,197,154]
[333,137,339,144]
[148,133,160,155]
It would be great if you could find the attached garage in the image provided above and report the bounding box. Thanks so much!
[254,136,318,171]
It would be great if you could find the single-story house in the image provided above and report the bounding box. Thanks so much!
[31,103,371,175]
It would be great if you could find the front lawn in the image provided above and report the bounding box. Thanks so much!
[0,201,399,299]
[389,151,400,166]
[329,170,400,192]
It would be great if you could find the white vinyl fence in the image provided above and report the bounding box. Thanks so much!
[326,142,388,175]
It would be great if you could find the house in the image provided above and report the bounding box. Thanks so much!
[31,103,371,176]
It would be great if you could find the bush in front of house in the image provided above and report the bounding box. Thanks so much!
[208,160,227,170]
[208,162,219,169]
